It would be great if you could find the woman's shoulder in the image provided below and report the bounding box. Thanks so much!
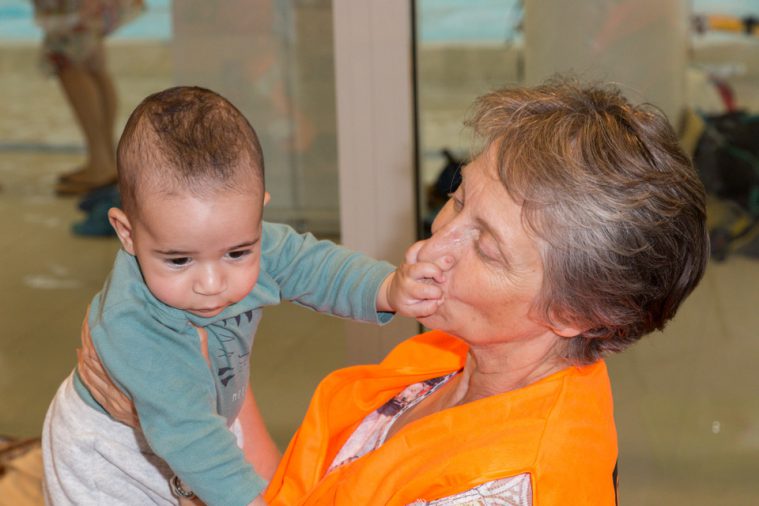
[381,331,468,370]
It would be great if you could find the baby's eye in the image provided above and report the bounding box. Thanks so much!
[227,249,251,260]
[167,257,191,267]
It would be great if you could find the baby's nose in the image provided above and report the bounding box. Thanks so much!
[195,265,225,295]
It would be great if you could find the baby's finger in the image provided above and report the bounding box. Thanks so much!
[407,300,441,318]
[406,261,446,284]
[404,240,426,265]
[408,282,443,301]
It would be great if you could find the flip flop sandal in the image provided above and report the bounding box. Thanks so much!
[55,176,118,196]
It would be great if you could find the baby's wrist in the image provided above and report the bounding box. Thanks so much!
[376,272,396,313]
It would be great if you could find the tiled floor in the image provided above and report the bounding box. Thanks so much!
[2,29,759,506]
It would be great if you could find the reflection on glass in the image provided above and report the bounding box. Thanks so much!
[689,1,759,262]
[173,0,339,235]
[414,0,523,238]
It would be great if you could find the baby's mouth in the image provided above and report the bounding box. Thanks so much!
[194,306,224,315]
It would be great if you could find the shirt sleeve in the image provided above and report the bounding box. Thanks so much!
[90,302,266,506]
[260,221,396,324]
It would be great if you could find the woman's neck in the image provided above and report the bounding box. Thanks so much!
[385,332,568,439]
[446,333,568,407]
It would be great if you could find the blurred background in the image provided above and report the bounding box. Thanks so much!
[1,0,758,504]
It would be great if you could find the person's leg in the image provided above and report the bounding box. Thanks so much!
[54,42,117,193]
[86,42,118,159]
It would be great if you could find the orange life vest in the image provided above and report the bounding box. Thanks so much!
[265,331,618,505]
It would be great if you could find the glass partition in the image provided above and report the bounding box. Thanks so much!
[415,0,523,237]
[173,0,340,235]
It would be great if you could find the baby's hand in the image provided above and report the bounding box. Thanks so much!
[378,241,449,318]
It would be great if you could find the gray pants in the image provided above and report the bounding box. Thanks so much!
[42,373,176,505]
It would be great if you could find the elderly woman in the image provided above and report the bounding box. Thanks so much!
[82,78,708,505]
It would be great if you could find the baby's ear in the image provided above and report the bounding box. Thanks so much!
[263,191,271,207]
[108,208,136,255]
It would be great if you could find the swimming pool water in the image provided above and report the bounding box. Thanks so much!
[0,0,171,41]
[0,0,754,44]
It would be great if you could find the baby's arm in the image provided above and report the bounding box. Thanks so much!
[89,310,266,505]
[80,318,272,506]
[262,222,396,323]
[263,223,447,322]
[195,326,280,481]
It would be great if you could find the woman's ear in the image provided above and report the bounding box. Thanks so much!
[553,324,584,338]
[263,191,271,207]
[547,312,584,338]
[108,208,136,255]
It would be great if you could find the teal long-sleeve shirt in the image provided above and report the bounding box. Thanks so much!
[73,221,395,506]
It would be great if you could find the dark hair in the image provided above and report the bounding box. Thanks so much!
[467,77,709,365]
[116,86,265,216]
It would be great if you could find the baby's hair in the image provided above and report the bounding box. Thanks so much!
[116,86,265,216]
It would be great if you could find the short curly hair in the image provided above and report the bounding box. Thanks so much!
[466,78,709,365]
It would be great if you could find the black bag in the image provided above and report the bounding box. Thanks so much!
[692,111,759,260]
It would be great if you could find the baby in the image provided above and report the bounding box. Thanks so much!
[41,86,443,506]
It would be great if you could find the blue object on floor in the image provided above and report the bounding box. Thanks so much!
[72,185,121,237]
[77,184,120,212]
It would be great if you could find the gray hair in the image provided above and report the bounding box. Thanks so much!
[466,78,709,365]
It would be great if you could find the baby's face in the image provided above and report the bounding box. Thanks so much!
[127,189,267,318]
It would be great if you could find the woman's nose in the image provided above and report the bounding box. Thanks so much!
[194,265,225,296]
[415,223,460,271]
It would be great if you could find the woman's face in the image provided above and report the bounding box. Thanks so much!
[416,144,554,345]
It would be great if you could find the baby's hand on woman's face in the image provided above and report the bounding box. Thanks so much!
[384,240,451,318]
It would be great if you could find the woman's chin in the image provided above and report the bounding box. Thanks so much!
[416,311,442,330]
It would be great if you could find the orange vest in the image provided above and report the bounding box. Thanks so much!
[265,331,618,505]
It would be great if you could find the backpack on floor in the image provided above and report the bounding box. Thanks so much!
[691,110,759,260]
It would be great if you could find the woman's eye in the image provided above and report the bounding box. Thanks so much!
[475,244,493,261]
[448,193,464,211]
[475,240,502,265]
[168,257,190,267]
[227,250,251,260]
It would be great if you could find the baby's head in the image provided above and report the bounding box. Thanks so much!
[109,86,269,318]
[116,85,265,217]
